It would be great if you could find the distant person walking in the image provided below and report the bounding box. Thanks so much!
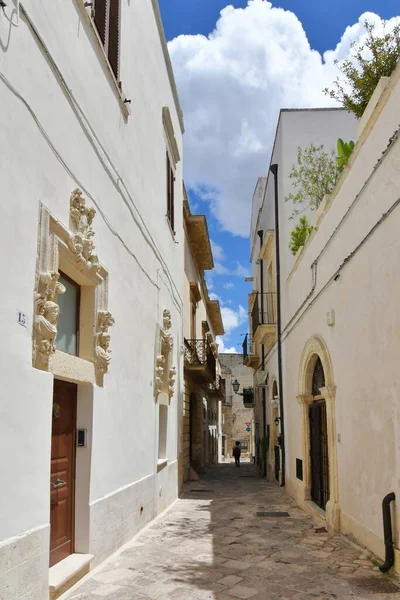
[233,441,241,468]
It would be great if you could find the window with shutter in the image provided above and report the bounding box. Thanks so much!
[166,153,175,233]
[93,0,120,80]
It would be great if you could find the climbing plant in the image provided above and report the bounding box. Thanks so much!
[285,144,338,218]
[289,216,314,255]
[336,138,355,172]
[324,20,400,118]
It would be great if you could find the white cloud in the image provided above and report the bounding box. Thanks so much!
[209,292,221,301]
[211,239,224,262]
[223,281,235,289]
[221,304,247,335]
[169,6,400,236]
[217,336,238,354]
[208,260,250,278]
[213,261,229,275]
[232,261,251,278]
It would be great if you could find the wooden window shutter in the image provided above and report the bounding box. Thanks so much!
[170,164,175,231]
[167,153,171,222]
[108,0,121,80]
[94,0,108,45]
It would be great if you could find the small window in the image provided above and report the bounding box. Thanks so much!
[166,152,175,232]
[57,273,80,356]
[93,0,121,80]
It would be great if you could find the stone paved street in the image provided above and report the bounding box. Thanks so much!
[62,463,400,600]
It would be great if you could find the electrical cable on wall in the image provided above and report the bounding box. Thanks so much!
[2,2,183,314]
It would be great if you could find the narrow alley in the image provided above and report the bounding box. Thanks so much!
[62,464,400,600]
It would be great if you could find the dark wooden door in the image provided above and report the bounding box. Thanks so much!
[50,380,77,567]
[309,400,329,510]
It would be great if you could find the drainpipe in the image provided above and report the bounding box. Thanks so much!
[270,164,285,488]
[379,492,396,572]
[257,230,267,476]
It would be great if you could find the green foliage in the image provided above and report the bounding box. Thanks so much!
[336,138,355,172]
[285,144,338,217]
[324,21,400,118]
[289,216,313,256]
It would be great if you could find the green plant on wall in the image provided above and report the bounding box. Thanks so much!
[324,20,400,118]
[289,215,313,255]
[336,138,355,172]
[285,144,338,218]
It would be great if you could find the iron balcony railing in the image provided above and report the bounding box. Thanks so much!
[242,333,249,359]
[242,334,255,358]
[242,387,255,407]
[251,292,277,335]
[207,376,226,399]
[184,338,216,379]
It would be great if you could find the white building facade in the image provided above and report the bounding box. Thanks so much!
[249,66,400,570]
[0,1,184,597]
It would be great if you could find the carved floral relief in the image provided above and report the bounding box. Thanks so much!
[67,189,100,273]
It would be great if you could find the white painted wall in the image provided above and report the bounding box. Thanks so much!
[252,67,400,563]
[0,0,184,596]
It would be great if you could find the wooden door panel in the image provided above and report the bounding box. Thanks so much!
[50,380,77,567]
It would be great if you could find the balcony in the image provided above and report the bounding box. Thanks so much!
[242,387,255,408]
[184,338,216,383]
[242,334,259,369]
[251,292,277,351]
[207,376,226,401]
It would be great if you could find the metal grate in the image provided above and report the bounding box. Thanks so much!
[309,400,329,510]
[312,357,325,396]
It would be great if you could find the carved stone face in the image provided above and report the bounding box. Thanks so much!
[163,310,172,331]
[44,302,59,325]
[99,333,111,351]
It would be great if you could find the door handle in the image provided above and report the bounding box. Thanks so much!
[51,478,66,489]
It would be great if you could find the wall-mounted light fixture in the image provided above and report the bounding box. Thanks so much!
[232,379,240,394]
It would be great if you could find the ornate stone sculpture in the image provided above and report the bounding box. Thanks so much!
[154,308,176,402]
[95,310,115,378]
[155,355,165,395]
[168,367,176,399]
[67,189,100,272]
[33,272,66,370]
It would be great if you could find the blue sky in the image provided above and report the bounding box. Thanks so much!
[159,0,400,352]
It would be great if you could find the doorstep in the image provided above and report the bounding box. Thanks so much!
[49,553,94,600]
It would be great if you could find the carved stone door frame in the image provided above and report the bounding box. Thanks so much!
[297,335,340,532]
[33,191,114,387]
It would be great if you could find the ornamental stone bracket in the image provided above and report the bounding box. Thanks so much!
[33,271,66,371]
[95,310,115,384]
[154,309,176,403]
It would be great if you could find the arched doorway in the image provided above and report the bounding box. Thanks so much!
[309,357,329,509]
[297,336,340,532]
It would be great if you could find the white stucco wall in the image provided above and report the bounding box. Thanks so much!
[0,1,184,596]
[254,66,400,564]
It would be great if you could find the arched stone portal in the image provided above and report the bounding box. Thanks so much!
[297,336,340,532]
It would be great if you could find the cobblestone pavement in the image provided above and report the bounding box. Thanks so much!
[62,462,400,600]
